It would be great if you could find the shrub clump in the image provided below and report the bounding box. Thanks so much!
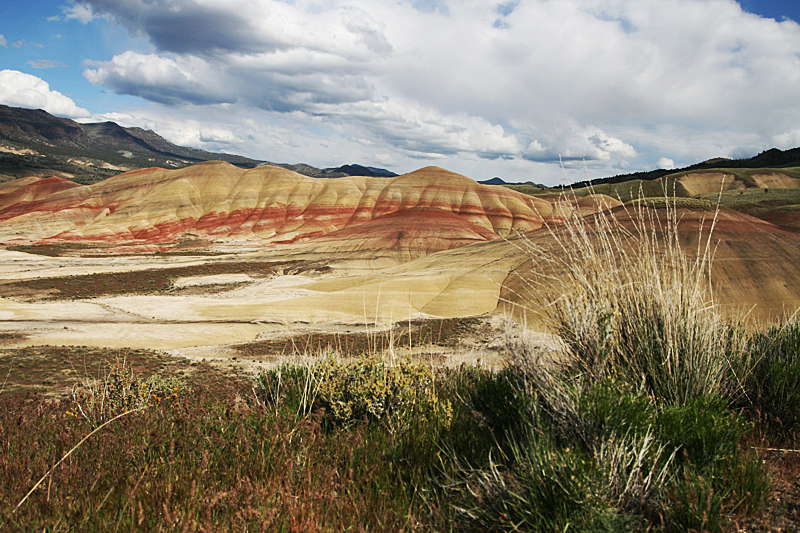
[456,195,773,532]
[70,358,186,426]
[745,316,800,437]
[257,356,453,431]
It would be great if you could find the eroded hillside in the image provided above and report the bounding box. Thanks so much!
[0,162,621,256]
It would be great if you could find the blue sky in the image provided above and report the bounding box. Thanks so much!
[2,0,800,184]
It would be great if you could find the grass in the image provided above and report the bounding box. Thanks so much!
[0,352,498,531]
[234,317,481,360]
[1,313,798,530]
[694,187,800,220]
[744,316,800,437]
[1,379,431,531]
[511,194,745,406]
[626,196,719,209]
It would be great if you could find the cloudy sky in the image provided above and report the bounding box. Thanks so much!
[1,0,800,184]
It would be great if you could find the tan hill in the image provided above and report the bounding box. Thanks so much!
[0,162,588,254]
[553,168,800,204]
[498,204,800,324]
[673,170,800,196]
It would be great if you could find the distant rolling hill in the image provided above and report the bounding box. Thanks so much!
[566,147,800,189]
[0,162,624,258]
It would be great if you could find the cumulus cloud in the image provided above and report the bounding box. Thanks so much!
[84,51,235,106]
[0,70,91,118]
[71,0,800,183]
[658,157,676,170]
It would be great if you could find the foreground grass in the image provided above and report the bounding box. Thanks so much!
[0,359,456,532]
[1,327,799,532]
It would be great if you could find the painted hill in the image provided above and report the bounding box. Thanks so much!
[306,207,500,261]
[0,162,591,254]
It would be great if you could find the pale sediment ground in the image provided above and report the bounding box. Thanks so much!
[0,244,530,370]
[161,317,564,376]
[0,249,225,281]
[171,273,255,288]
[0,321,274,351]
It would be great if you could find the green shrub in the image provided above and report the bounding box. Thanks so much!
[665,451,769,533]
[580,378,656,441]
[746,317,800,436]
[254,363,315,414]
[456,366,531,442]
[666,469,727,533]
[456,432,599,532]
[720,449,771,517]
[657,395,746,468]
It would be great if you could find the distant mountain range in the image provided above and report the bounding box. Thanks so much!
[478,177,547,187]
[0,105,397,183]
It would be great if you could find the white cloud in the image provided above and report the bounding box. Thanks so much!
[63,3,95,24]
[657,157,676,170]
[70,0,800,183]
[27,60,67,69]
[0,35,6,47]
[0,70,91,118]
[84,51,235,106]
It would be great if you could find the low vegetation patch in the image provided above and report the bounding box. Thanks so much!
[0,260,330,301]
[697,187,800,215]
[6,243,102,257]
[0,346,242,399]
[1,307,800,531]
[626,196,718,209]
[234,317,481,360]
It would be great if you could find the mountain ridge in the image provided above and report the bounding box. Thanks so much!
[0,105,397,183]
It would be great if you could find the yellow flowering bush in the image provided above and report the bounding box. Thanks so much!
[311,356,452,431]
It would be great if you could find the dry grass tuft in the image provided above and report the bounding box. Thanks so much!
[507,188,748,406]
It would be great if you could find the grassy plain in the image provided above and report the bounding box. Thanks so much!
[1,320,799,531]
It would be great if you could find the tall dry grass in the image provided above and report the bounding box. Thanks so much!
[508,190,748,406]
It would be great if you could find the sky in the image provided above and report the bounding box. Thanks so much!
[1,0,800,185]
